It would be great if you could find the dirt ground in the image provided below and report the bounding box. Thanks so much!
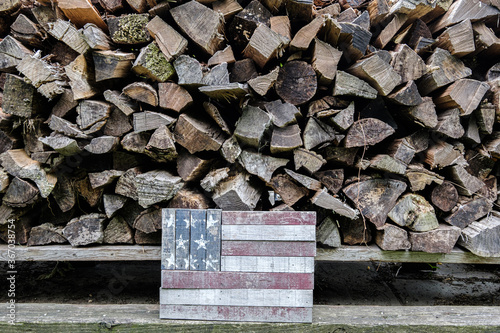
[1,260,499,306]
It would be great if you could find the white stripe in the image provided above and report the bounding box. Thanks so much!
[221,256,314,273]
[160,288,313,307]
[221,225,316,241]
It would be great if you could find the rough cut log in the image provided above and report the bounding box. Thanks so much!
[317,215,341,248]
[62,213,106,247]
[208,46,236,67]
[0,149,57,198]
[93,50,135,82]
[275,61,317,106]
[103,194,128,218]
[158,83,192,113]
[133,206,161,233]
[27,223,67,246]
[48,19,90,54]
[347,54,401,96]
[167,186,211,209]
[434,108,465,139]
[390,44,426,84]
[458,213,500,257]
[434,19,475,57]
[132,111,175,132]
[303,118,338,150]
[174,113,226,154]
[267,174,308,207]
[212,172,262,210]
[402,97,438,128]
[107,14,151,45]
[126,0,148,13]
[373,13,407,49]
[146,16,187,62]
[76,100,112,131]
[123,82,158,106]
[431,181,458,212]
[333,71,378,99]
[293,148,326,174]
[338,22,372,63]
[248,67,279,96]
[135,170,183,208]
[424,140,465,170]
[131,43,175,82]
[0,35,33,72]
[375,224,411,251]
[418,48,472,96]
[229,0,272,50]
[265,100,301,128]
[388,194,439,232]
[233,105,271,149]
[54,0,108,31]
[345,118,395,148]
[238,150,288,182]
[270,125,303,154]
[213,0,243,20]
[243,23,289,68]
[3,177,39,208]
[176,150,213,182]
[270,16,291,40]
[10,14,47,48]
[337,215,372,245]
[444,197,492,229]
[386,80,422,106]
[343,178,407,228]
[145,126,177,162]
[311,38,342,86]
[17,53,66,100]
[311,188,358,220]
[82,23,113,50]
[65,54,98,100]
[2,74,42,118]
[170,0,224,55]
[49,116,90,139]
[433,79,489,116]
[409,224,461,254]
[104,107,133,137]
[200,167,230,193]
[448,165,485,196]
[104,215,134,244]
[39,134,81,156]
[103,90,138,116]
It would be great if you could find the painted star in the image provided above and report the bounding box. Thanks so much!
[206,214,219,229]
[176,234,189,250]
[164,253,175,269]
[165,214,175,228]
[204,254,220,271]
[194,235,208,250]
[184,217,191,229]
[190,258,199,270]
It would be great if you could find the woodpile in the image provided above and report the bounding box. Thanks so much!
[1,0,500,257]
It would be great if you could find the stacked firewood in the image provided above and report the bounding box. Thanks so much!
[1,0,500,256]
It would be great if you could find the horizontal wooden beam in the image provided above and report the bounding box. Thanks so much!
[1,244,500,264]
[2,303,500,330]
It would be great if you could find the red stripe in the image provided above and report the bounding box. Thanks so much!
[222,241,317,257]
[161,271,314,289]
[222,211,316,225]
[160,305,312,322]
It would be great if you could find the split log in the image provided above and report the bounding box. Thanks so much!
[388,194,439,232]
[275,61,317,106]
[174,55,203,86]
[243,23,289,68]
[373,13,407,49]
[464,115,481,145]
[85,136,120,154]
[62,213,106,247]
[107,14,151,44]
[458,213,500,257]
[167,187,211,209]
[248,67,279,96]
[476,102,495,135]
[176,151,213,182]
[126,0,148,13]
[444,197,492,229]
[270,124,303,154]
[433,79,489,116]
[367,0,389,26]
[49,116,91,139]
[293,148,326,174]
[55,0,108,31]
[88,170,124,189]
[158,83,192,113]
[200,167,230,193]
[76,100,112,131]
[387,139,415,165]
[202,102,231,135]
[74,176,104,207]
[208,46,236,67]
[123,82,158,106]
[132,111,175,132]
[418,48,472,96]
[170,0,225,55]
[344,118,395,148]
[337,215,372,245]
[104,107,133,137]
[472,21,500,57]
[404,19,433,49]
[103,194,128,218]
[0,0,20,15]
[311,38,342,86]
[133,206,161,233]
[52,89,78,118]
[104,216,134,244]
[268,174,308,207]
[409,224,461,254]
[230,58,258,83]
[121,131,150,154]
[228,0,272,50]
[431,181,458,212]
[333,71,378,99]
[347,54,401,96]
[317,215,341,248]
[135,170,183,208]
[212,172,262,210]
[17,53,66,99]
[290,15,340,51]
[65,54,98,100]
[48,19,90,54]
[131,43,175,82]
[375,224,411,251]
[174,113,226,154]
[212,0,243,20]
[10,14,47,48]
[368,154,407,175]
[424,140,465,170]
[390,44,426,84]
[220,136,242,164]
[402,97,438,128]
[320,146,358,166]
[39,134,81,156]
[265,100,301,128]
[93,50,135,82]
[238,150,288,182]
[434,109,465,139]
[3,177,39,208]
[146,16,187,62]
[303,118,338,150]
[145,126,178,162]
[434,19,475,57]
[343,178,407,228]
[115,167,141,200]
[51,175,75,213]
[82,23,113,50]
[28,223,67,246]
[314,169,344,194]
[234,105,271,149]
[284,169,322,191]
[2,74,42,118]
[430,0,499,33]
[0,35,33,72]
[386,80,422,106]
[270,16,291,40]
[0,149,57,198]
[448,165,485,196]
[103,90,138,116]
[338,22,372,63]
[0,169,9,193]
[311,188,358,219]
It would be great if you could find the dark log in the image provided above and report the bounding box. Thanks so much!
[317,215,341,248]
[434,108,464,139]
[230,58,258,83]
[343,178,407,228]
[133,206,161,233]
[74,176,104,208]
[464,115,481,145]
[28,223,67,246]
[167,186,211,209]
[228,0,271,50]
[270,124,303,154]
[158,83,192,113]
[368,154,407,175]
[233,105,271,149]
[386,80,422,106]
[476,102,495,135]
[402,97,438,128]
[145,125,178,163]
[405,164,444,192]
[0,35,33,72]
[104,107,133,137]
[107,14,151,45]
[409,224,461,254]
[174,113,226,154]
[170,0,225,55]
[51,175,75,213]
[238,150,288,182]
[293,148,326,174]
[62,213,106,247]
[275,61,317,106]
[65,54,98,100]
[333,70,378,99]
[375,224,411,251]
[146,16,187,62]
[444,197,492,229]
[337,215,372,245]
[104,215,134,244]
[103,90,139,116]
[213,0,243,20]
[2,74,42,118]
[52,89,78,118]
[176,150,213,182]
[10,14,47,48]
[465,148,495,179]
[220,136,242,164]
[268,174,308,207]
[448,165,485,196]
[132,43,175,82]
[431,181,458,212]
[338,22,372,63]
[103,194,128,218]
[3,177,39,208]
[344,118,395,148]
[472,21,500,57]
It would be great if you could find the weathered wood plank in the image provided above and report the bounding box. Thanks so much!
[189,209,207,271]
[221,225,315,241]
[160,289,312,307]
[161,209,176,270]
[222,211,315,225]
[161,271,314,289]
[175,209,190,270]
[222,241,316,257]
[160,305,312,322]
[205,209,221,271]
[221,256,314,273]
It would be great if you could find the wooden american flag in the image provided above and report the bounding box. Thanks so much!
[160,209,316,323]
